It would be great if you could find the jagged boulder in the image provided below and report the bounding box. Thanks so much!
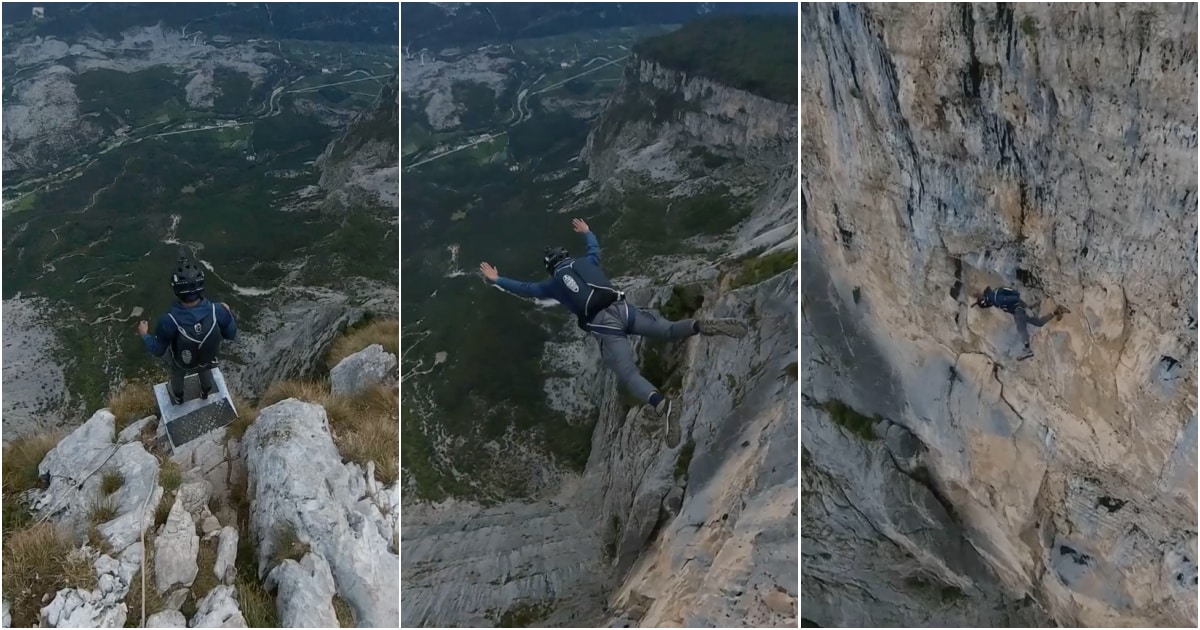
[243,399,398,627]
[39,588,126,628]
[189,586,246,628]
[267,553,340,627]
[144,610,187,627]
[33,409,162,553]
[214,527,239,585]
[33,409,118,532]
[154,498,199,594]
[39,541,144,628]
[329,343,397,396]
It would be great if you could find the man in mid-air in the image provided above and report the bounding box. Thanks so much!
[973,285,1069,360]
[479,218,747,447]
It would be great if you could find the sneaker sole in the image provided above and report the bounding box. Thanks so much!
[702,320,748,338]
[664,400,680,448]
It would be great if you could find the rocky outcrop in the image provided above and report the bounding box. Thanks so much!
[267,553,340,627]
[189,586,247,628]
[316,78,400,209]
[802,3,1196,627]
[330,343,397,396]
[226,294,367,399]
[154,499,199,594]
[40,543,143,628]
[242,399,399,627]
[584,56,796,193]
[32,410,162,552]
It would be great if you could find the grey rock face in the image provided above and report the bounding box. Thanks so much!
[144,610,187,628]
[242,400,398,627]
[801,4,1197,626]
[189,586,246,628]
[329,343,397,396]
[267,553,340,628]
[214,527,239,585]
[154,498,199,594]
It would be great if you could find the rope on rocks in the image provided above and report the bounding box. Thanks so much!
[139,465,160,628]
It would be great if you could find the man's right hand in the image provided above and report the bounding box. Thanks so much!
[137,320,149,336]
[572,218,590,234]
[479,262,499,282]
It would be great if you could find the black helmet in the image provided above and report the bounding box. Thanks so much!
[973,286,994,308]
[543,246,570,275]
[171,257,205,301]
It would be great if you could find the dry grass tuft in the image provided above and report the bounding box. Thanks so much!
[258,379,398,483]
[333,595,355,627]
[155,492,175,528]
[2,432,63,535]
[327,383,399,483]
[259,379,329,408]
[89,496,118,525]
[3,522,96,627]
[325,318,399,369]
[101,469,125,495]
[160,459,182,493]
[107,380,159,432]
[271,523,311,567]
[225,393,260,440]
[235,578,277,628]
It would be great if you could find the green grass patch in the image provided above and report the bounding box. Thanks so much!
[5,192,38,215]
[160,460,182,493]
[74,67,187,127]
[730,249,796,289]
[489,600,555,627]
[100,469,125,495]
[1020,16,1039,38]
[674,439,695,481]
[819,399,880,441]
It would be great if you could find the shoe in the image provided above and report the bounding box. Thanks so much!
[200,387,212,400]
[697,318,748,338]
[653,398,681,448]
[1017,344,1034,361]
[168,389,185,405]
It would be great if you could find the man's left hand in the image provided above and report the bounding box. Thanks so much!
[137,320,149,336]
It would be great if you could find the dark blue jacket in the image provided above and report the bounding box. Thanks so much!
[142,298,237,357]
[493,232,606,319]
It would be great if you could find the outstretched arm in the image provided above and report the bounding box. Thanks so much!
[573,218,600,265]
[217,302,238,341]
[479,262,554,299]
[138,315,173,357]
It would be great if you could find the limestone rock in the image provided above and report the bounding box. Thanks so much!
[214,527,239,585]
[154,498,199,594]
[242,400,399,627]
[39,588,127,628]
[267,553,339,628]
[33,409,118,532]
[116,416,155,444]
[2,600,9,628]
[175,479,212,520]
[801,4,1196,626]
[144,610,187,628]
[329,343,397,396]
[189,586,246,628]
